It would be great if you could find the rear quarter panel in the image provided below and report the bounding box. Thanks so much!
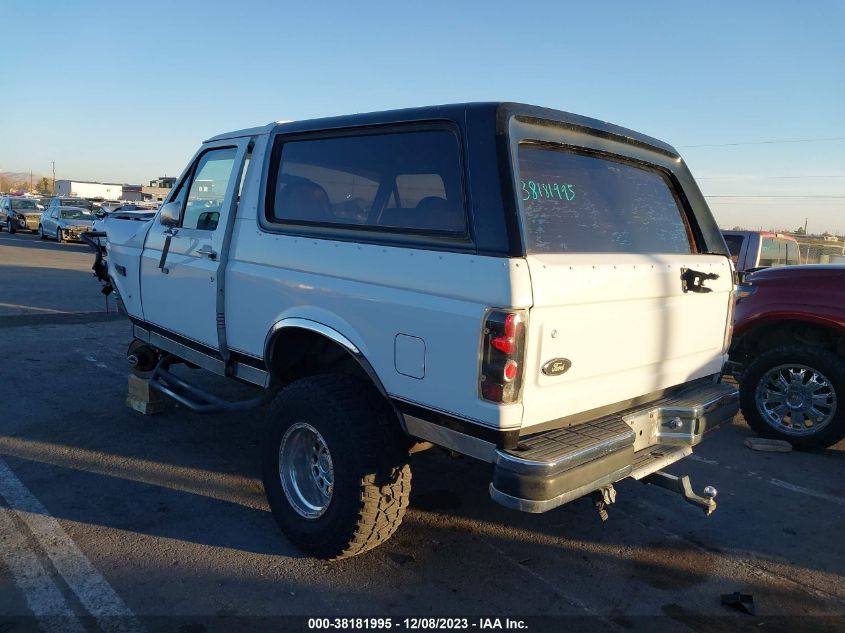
[224,137,532,430]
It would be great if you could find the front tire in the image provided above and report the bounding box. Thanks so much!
[56,228,63,243]
[7,219,15,234]
[262,374,411,559]
[39,225,46,239]
[740,345,845,449]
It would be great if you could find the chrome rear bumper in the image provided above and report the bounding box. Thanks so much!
[489,382,738,513]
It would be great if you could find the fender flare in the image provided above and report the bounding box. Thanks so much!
[263,317,391,399]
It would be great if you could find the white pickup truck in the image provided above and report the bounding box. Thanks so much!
[91,103,739,559]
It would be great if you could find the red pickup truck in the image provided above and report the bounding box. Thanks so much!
[721,230,801,272]
[730,265,845,448]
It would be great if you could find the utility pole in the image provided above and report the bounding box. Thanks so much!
[51,161,56,195]
[804,217,808,235]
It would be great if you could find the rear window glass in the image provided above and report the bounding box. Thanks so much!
[723,234,744,257]
[62,199,94,210]
[517,145,693,254]
[268,130,466,235]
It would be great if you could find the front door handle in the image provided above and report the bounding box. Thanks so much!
[680,268,719,293]
[197,245,217,260]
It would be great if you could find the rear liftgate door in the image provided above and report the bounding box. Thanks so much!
[515,145,733,427]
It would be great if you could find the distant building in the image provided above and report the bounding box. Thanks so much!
[142,176,177,202]
[55,180,124,199]
[121,184,144,202]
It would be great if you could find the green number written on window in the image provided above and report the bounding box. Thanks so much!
[520,180,575,202]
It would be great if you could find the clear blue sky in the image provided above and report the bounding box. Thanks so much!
[2,0,843,233]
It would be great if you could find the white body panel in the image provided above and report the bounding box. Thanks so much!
[105,123,732,438]
[104,218,152,319]
[225,156,531,429]
[521,253,732,430]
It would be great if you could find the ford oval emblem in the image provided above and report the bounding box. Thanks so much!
[542,358,571,376]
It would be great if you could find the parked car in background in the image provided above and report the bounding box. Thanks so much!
[0,196,42,233]
[39,198,98,242]
[722,230,801,273]
[730,264,845,448]
[97,200,126,215]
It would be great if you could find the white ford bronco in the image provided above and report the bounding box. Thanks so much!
[90,103,739,559]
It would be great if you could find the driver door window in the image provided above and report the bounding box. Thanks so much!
[180,147,237,231]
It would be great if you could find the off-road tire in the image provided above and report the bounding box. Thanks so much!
[740,345,845,449]
[262,374,411,559]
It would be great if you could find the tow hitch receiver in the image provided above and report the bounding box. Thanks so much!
[643,470,718,516]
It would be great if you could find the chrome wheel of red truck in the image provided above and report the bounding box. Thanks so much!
[741,345,845,449]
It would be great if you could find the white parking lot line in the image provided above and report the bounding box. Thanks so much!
[0,458,144,633]
[0,504,87,633]
[689,454,845,507]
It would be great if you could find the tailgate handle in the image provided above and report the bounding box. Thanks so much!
[680,268,719,293]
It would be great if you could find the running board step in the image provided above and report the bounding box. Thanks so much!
[149,355,277,414]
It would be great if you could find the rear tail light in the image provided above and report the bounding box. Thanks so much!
[480,309,527,404]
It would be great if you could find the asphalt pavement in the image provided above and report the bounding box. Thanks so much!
[1,230,843,633]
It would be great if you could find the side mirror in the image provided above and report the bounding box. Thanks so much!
[159,201,182,227]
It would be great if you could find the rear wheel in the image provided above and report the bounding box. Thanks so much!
[262,374,411,559]
[740,345,845,449]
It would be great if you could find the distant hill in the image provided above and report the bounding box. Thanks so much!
[0,171,47,192]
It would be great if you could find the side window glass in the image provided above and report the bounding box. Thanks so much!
[787,240,800,265]
[181,147,237,231]
[269,129,466,235]
[759,238,777,267]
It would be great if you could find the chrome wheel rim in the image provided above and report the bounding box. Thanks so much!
[756,363,837,436]
[278,422,334,518]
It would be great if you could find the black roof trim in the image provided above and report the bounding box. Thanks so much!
[495,102,678,157]
[268,102,678,156]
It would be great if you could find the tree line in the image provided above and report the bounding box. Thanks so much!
[0,176,53,194]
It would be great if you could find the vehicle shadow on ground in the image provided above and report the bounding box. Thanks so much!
[1,327,843,615]
[4,398,845,578]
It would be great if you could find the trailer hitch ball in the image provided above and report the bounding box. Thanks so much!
[643,470,719,516]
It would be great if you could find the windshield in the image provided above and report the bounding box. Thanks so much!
[10,199,39,210]
[60,208,96,220]
[516,145,693,254]
[723,234,744,257]
[62,199,94,210]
